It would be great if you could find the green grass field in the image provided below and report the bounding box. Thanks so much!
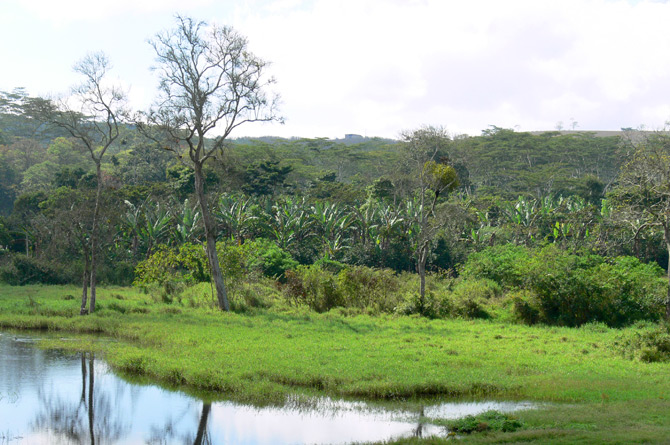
[1,284,669,443]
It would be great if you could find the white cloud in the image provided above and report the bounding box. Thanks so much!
[11,0,214,25]
[5,0,670,137]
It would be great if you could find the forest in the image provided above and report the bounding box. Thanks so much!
[0,85,668,327]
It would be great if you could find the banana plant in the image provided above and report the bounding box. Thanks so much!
[122,200,143,258]
[371,201,405,250]
[270,197,313,251]
[172,198,202,245]
[122,199,172,259]
[468,208,497,246]
[140,202,172,259]
[310,201,353,257]
[552,221,572,242]
[214,194,257,244]
[350,200,379,247]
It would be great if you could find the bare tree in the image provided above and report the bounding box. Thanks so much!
[401,126,460,313]
[140,15,281,311]
[43,52,128,314]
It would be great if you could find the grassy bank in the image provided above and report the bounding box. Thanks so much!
[1,284,669,443]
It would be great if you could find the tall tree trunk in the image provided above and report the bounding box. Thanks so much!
[194,162,229,311]
[89,163,102,314]
[665,225,670,321]
[417,242,428,314]
[80,259,89,315]
[666,239,670,321]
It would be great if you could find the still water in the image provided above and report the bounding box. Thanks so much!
[0,332,534,444]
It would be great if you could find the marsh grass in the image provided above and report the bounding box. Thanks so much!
[2,284,670,443]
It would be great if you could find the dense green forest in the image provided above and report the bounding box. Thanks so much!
[3,83,669,329]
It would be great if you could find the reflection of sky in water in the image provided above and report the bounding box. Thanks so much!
[0,331,534,445]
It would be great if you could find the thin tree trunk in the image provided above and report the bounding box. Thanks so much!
[89,163,102,314]
[417,242,428,314]
[194,162,229,311]
[80,261,89,315]
[80,238,90,315]
[666,239,670,320]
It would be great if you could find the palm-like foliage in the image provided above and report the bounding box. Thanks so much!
[172,198,202,245]
[122,199,172,259]
[310,201,353,258]
[214,194,257,244]
[269,197,313,251]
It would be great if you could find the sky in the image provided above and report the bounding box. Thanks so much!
[3,0,670,139]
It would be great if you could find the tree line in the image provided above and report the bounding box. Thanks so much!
[1,15,669,323]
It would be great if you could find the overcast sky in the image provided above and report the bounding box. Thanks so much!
[3,0,670,139]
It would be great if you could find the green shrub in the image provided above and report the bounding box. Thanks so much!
[462,244,667,327]
[448,410,524,434]
[617,323,670,362]
[441,278,499,320]
[284,265,341,312]
[215,240,245,284]
[98,261,135,286]
[179,243,210,283]
[0,253,72,285]
[526,246,665,327]
[134,243,210,302]
[460,244,531,289]
[511,291,541,325]
[450,277,502,300]
[337,266,400,313]
[313,256,347,274]
[241,238,298,281]
[284,264,402,313]
[230,282,274,312]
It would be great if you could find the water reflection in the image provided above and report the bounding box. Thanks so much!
[31,352,128,444]
[0,332,536,444]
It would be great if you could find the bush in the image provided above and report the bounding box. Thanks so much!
[462,244,667,327]
[284,265,341,312]
[446,278,499,319]
[283,264,402,313]
[460,244,531,289]
[98,261,135,286]
[448,410,524,434]
[0,253,72,285]
[337,266,400,313]
[215,240,245,285]
[313,256,347,274]
[617,322,670,363]
[241,238,298,281]
[134,243,210,302]
[525,246,665,327]
[511,291,541,325]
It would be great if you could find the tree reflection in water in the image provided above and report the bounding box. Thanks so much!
[146,401,211,445]
[193,403,211,445]
[32,352,128,444]
[30,349,213,445]
[412,405,428,438]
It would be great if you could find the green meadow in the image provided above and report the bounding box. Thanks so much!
[1,284,669,444]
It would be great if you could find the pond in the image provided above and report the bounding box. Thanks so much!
[0,331,535,444]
